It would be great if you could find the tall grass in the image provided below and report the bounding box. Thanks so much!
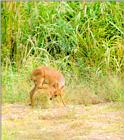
[2,2,124,105]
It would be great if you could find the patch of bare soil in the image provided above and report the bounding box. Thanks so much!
[2,103,124,140]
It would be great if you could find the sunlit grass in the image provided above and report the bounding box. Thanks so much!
[2,2,124,104]
[2,103,124,140]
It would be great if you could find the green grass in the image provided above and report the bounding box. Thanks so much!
[2,64,124,106]
[2,2,124,104]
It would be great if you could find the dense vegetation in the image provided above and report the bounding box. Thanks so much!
[2,2,124,105]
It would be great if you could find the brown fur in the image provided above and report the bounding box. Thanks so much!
[29,66,65,107]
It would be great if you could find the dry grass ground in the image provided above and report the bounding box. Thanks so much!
[2,102,124,140]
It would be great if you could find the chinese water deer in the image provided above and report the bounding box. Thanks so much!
[29,66,65,107]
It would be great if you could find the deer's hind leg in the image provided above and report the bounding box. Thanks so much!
[29,78,44,107]
[29,85,37,107]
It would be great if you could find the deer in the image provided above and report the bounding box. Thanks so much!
[29,66,65,107]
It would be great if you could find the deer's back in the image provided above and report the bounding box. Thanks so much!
[31,66,64,86]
